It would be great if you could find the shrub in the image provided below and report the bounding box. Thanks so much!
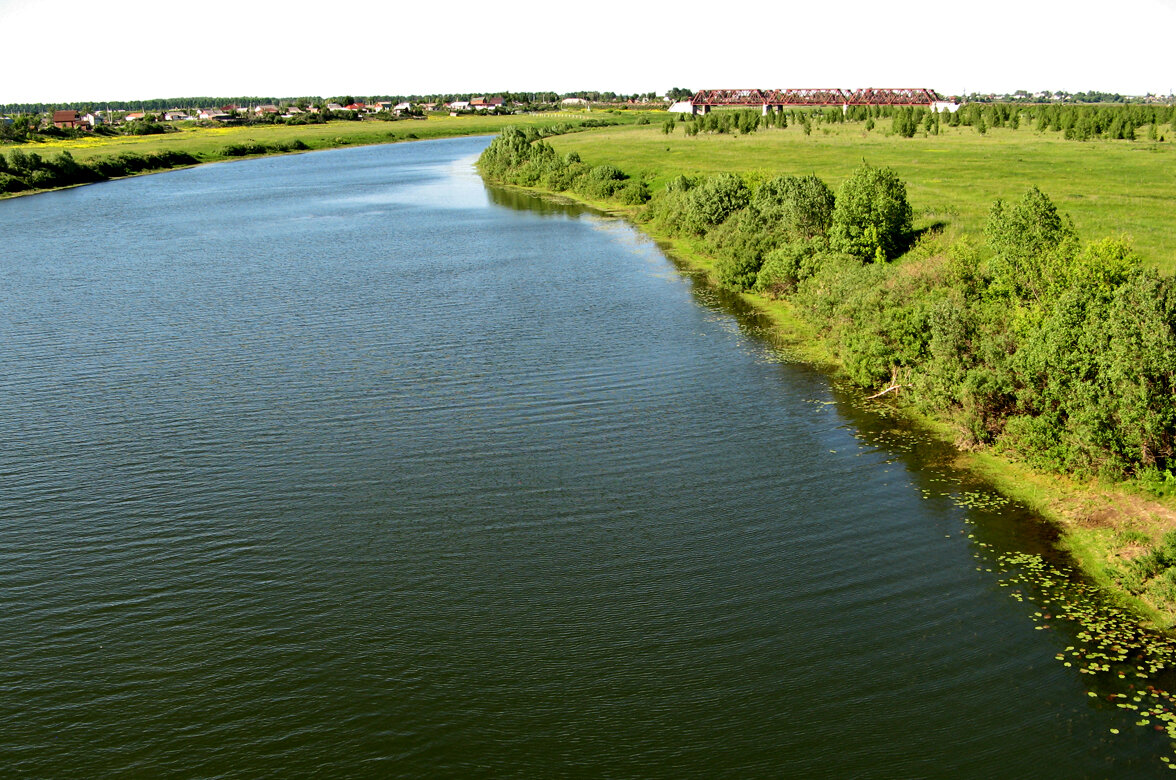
[754,239,827,296]
[28,169,54,188]
[615,180,651,205]
[984,186,1078,300]
[576,164,626,199]
[829,164,912,261]
[753,174,835,240]
[683,173,749,233]
[647,189,693,235]
[0,172,30,192]
[716,249,763,290]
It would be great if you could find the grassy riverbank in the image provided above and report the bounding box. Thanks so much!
[479,120,1176,630]
[0,112,651,198]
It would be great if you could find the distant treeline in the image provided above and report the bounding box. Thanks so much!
[0,97,315,114]
[965,90,1143,104]
[668,103,1176,142]
[480,132,1176,490]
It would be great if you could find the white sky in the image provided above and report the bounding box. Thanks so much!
[2,0,1174,103]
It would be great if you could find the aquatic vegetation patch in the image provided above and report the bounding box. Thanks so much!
[998,550,1176,766]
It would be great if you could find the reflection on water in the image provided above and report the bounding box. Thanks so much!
[485,183,596,218]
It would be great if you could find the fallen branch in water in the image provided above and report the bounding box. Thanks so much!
[865,384,908,400]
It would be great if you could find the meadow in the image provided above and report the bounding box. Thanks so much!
[546,118,1176,271]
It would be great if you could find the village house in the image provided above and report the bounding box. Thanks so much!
[561,97,589,106]
[124,111,146,122]
[393,101,412,115]
[52,110,88,129]
[469,96,505,111]
[447,100,470,111]
[254,105,280,115]
[198,108,230,121]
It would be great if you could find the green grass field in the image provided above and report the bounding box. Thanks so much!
[546,120,1176,270]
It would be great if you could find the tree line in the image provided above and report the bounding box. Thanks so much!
[0,148,199,193]
[0,138,318,193]
[665,103,1176,143]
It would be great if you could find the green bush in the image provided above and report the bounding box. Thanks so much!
[683,173,749,233]
[0,172,30,192]
[576,164,627,199]
[754,239,827,296]
[984,186,1078,300]
[615,180,650,205]
[28,169,54,188]
[829,164,912,262]
[716,249,763,290]
[753,174,835,240]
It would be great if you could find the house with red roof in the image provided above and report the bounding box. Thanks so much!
[53,110,89,129]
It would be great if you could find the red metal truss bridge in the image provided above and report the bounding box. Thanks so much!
[688,88,939,110]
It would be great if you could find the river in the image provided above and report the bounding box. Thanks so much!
[0,136,1170,777]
